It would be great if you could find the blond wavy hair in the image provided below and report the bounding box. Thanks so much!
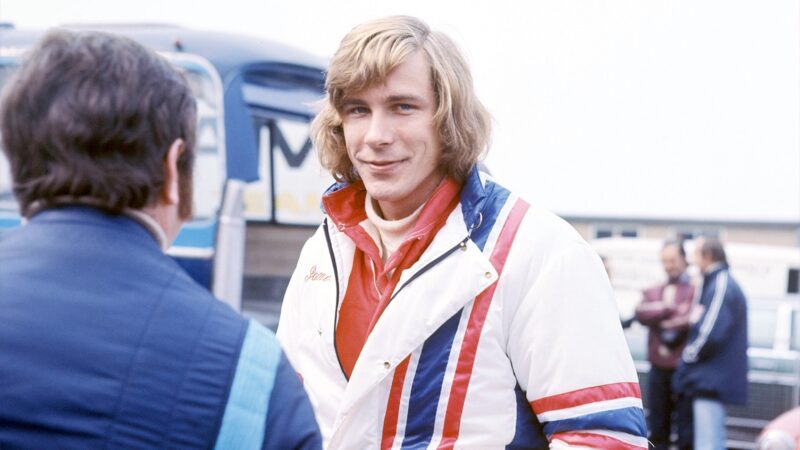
[311,15,491,183]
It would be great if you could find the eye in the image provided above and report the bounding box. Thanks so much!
[344,106,368,116]
[395,103,414,112]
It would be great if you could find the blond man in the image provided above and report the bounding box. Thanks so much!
[278,16,646,449]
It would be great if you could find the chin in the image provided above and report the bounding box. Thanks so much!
[362,183,399,200]
[369,190,405,204]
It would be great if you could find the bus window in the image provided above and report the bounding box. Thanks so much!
[0,147,11,211]
[241,70,329,225]
[271,119,331,224]
[788,268,799,294]
[170,57,225,220]
[749,305,778,350]
[0,63,17,213]
[246,114,332,225]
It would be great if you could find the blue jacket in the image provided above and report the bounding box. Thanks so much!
[0,206,321,449]
[673,264,748,405]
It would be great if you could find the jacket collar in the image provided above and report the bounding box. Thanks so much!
[123,208,169,251]
[322,166,488,235]
[703,262,728,280]
[458,166,488,233]
[28,205,166,252]
[321,180,368,230]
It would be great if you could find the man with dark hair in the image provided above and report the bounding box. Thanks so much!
[0,30,320,449]
[674,237,748,450]
[278,15,646,448]
[634,240,695,449]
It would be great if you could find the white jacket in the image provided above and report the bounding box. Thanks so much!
[278,171,647,449]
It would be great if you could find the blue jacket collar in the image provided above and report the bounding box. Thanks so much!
[703,262,728,280]
[29,205,164,252]
[459,167,488,233]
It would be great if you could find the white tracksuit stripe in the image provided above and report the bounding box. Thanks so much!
[683,271,728,363]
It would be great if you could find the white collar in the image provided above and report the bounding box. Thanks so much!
[123,208,169,252]
[703,262,725,275]
[364,193,425,262]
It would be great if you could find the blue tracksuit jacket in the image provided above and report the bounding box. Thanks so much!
[0,206,321,449]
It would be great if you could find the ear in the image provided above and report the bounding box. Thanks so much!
[162,139,184,205]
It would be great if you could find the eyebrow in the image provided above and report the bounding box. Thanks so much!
[341,98,366,108]
[341,94,427,106]
[385,94,426,103]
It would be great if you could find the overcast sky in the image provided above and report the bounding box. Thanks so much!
[2,0,798,223]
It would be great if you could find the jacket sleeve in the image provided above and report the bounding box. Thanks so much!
[261,353,322,450]
[634,288,671,326]
[682,272,742,363]
[660,292,693,331]
[505,241,648,449]
[213,321,321,450]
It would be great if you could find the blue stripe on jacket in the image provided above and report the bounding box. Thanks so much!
[542,407,648,438]
[214,320,282,450]
[399,176,511,448]
[507,384,550,449]
[401,312,463,449]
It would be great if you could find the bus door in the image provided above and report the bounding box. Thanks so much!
[162,54,228,293]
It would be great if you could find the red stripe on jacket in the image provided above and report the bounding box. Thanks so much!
[381,356,411,450]
[551,431,647,450]
[438,199,530,449]
[530,382,642,414]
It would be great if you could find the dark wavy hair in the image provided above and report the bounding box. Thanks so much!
[0,29,196,218]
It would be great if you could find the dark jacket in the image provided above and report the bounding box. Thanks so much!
[0,206,321,449]
[635,276,695,369]
[673,264,748,405]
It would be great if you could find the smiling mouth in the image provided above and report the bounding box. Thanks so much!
[364,160,403,172]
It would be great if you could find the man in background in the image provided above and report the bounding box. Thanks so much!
[634,240,695,449]
[674,237,748,450]
[0,30,320,449]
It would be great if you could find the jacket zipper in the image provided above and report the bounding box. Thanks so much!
[388,235,469,302]
[390,211,481,301]
[323,212,480,380]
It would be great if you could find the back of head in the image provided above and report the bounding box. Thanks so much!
[312,15,491,183]
[700,237,728,265]
[0,30,197,218]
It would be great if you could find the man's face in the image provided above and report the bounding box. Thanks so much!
[661,244,687,282]
[340,51,444,220]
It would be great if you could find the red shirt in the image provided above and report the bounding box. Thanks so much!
[322,178,462,378]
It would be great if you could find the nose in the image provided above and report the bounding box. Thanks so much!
[364,112,394,148]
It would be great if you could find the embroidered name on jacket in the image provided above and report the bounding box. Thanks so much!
[305,265,332,282]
